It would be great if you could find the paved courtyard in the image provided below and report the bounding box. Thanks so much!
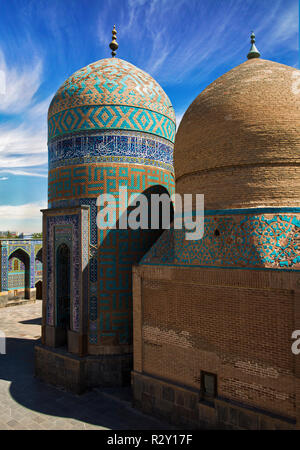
[0,301,174,430]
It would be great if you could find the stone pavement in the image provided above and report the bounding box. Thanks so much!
[0,301,174,430]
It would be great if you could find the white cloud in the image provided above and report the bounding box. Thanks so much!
[102,0,298,87]
[0,48,49,173]
[0,69,5,95]
[0,202,46,233]
[28,95,52,119]
[0,169,47,178]
[0,177,8,181]
[0,50,42,114]
[97,3,113,47]
[271,3,299,43]
[254,1,299,54]
[0,202,46,219]
[0,122,47,168]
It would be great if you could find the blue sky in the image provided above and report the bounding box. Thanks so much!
[0,0,298,232]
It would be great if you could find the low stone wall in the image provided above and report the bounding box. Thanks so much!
[0,292,8,308]
[8,288,26,301]
[132,371,297,430]
[0,288,36,308]
[35,343,133,394]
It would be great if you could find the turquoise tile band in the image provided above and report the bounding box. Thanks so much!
[48,104,176,142]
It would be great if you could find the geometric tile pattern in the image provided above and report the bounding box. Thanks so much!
[94,227,167,345]
[88,161,174,344]
[0,244,8,291]
[48,105,175,143]
[48,163,175,204]
[48,57,175,142]
[49,198,98,246]
[141,209,300,270]
[48,130,174,172]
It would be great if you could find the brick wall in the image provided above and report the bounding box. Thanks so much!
[133,265,300,426]
[176,165,300,209]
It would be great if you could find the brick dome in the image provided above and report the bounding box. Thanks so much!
[48,58,176,143]
[175,59,300,209]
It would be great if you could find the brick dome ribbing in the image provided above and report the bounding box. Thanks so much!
[175,58,300,209]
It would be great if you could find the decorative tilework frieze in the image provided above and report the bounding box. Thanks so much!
[141,211,300,270]
[0,244,8,291]
[54,225,73,250]
[30,244,36,288]
[49,198,98,246]
[48,105,175,143]
[48,130,174,171]
[8,245,30,257]
[89,296,98,322]
[81,208,89,272]
[89,257,97,282]
[48,164,175,204]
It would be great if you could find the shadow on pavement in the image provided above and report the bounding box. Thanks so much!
[0,336,173,430]
[19,318,42,325]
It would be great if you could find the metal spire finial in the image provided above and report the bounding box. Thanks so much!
[109,25,118,57]
[247,31,261,59]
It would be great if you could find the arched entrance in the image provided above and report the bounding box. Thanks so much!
[128,184,175,262]
[56,243,71,333]
[35,280,43,299]
[8,248,30,299]
[35,248,43,300]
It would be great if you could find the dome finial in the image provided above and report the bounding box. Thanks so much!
[247,31,261,59]
[109,25,118,58]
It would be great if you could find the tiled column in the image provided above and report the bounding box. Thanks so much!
[0,243,8,306]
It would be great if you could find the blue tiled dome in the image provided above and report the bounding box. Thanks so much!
[48,58,176,143]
